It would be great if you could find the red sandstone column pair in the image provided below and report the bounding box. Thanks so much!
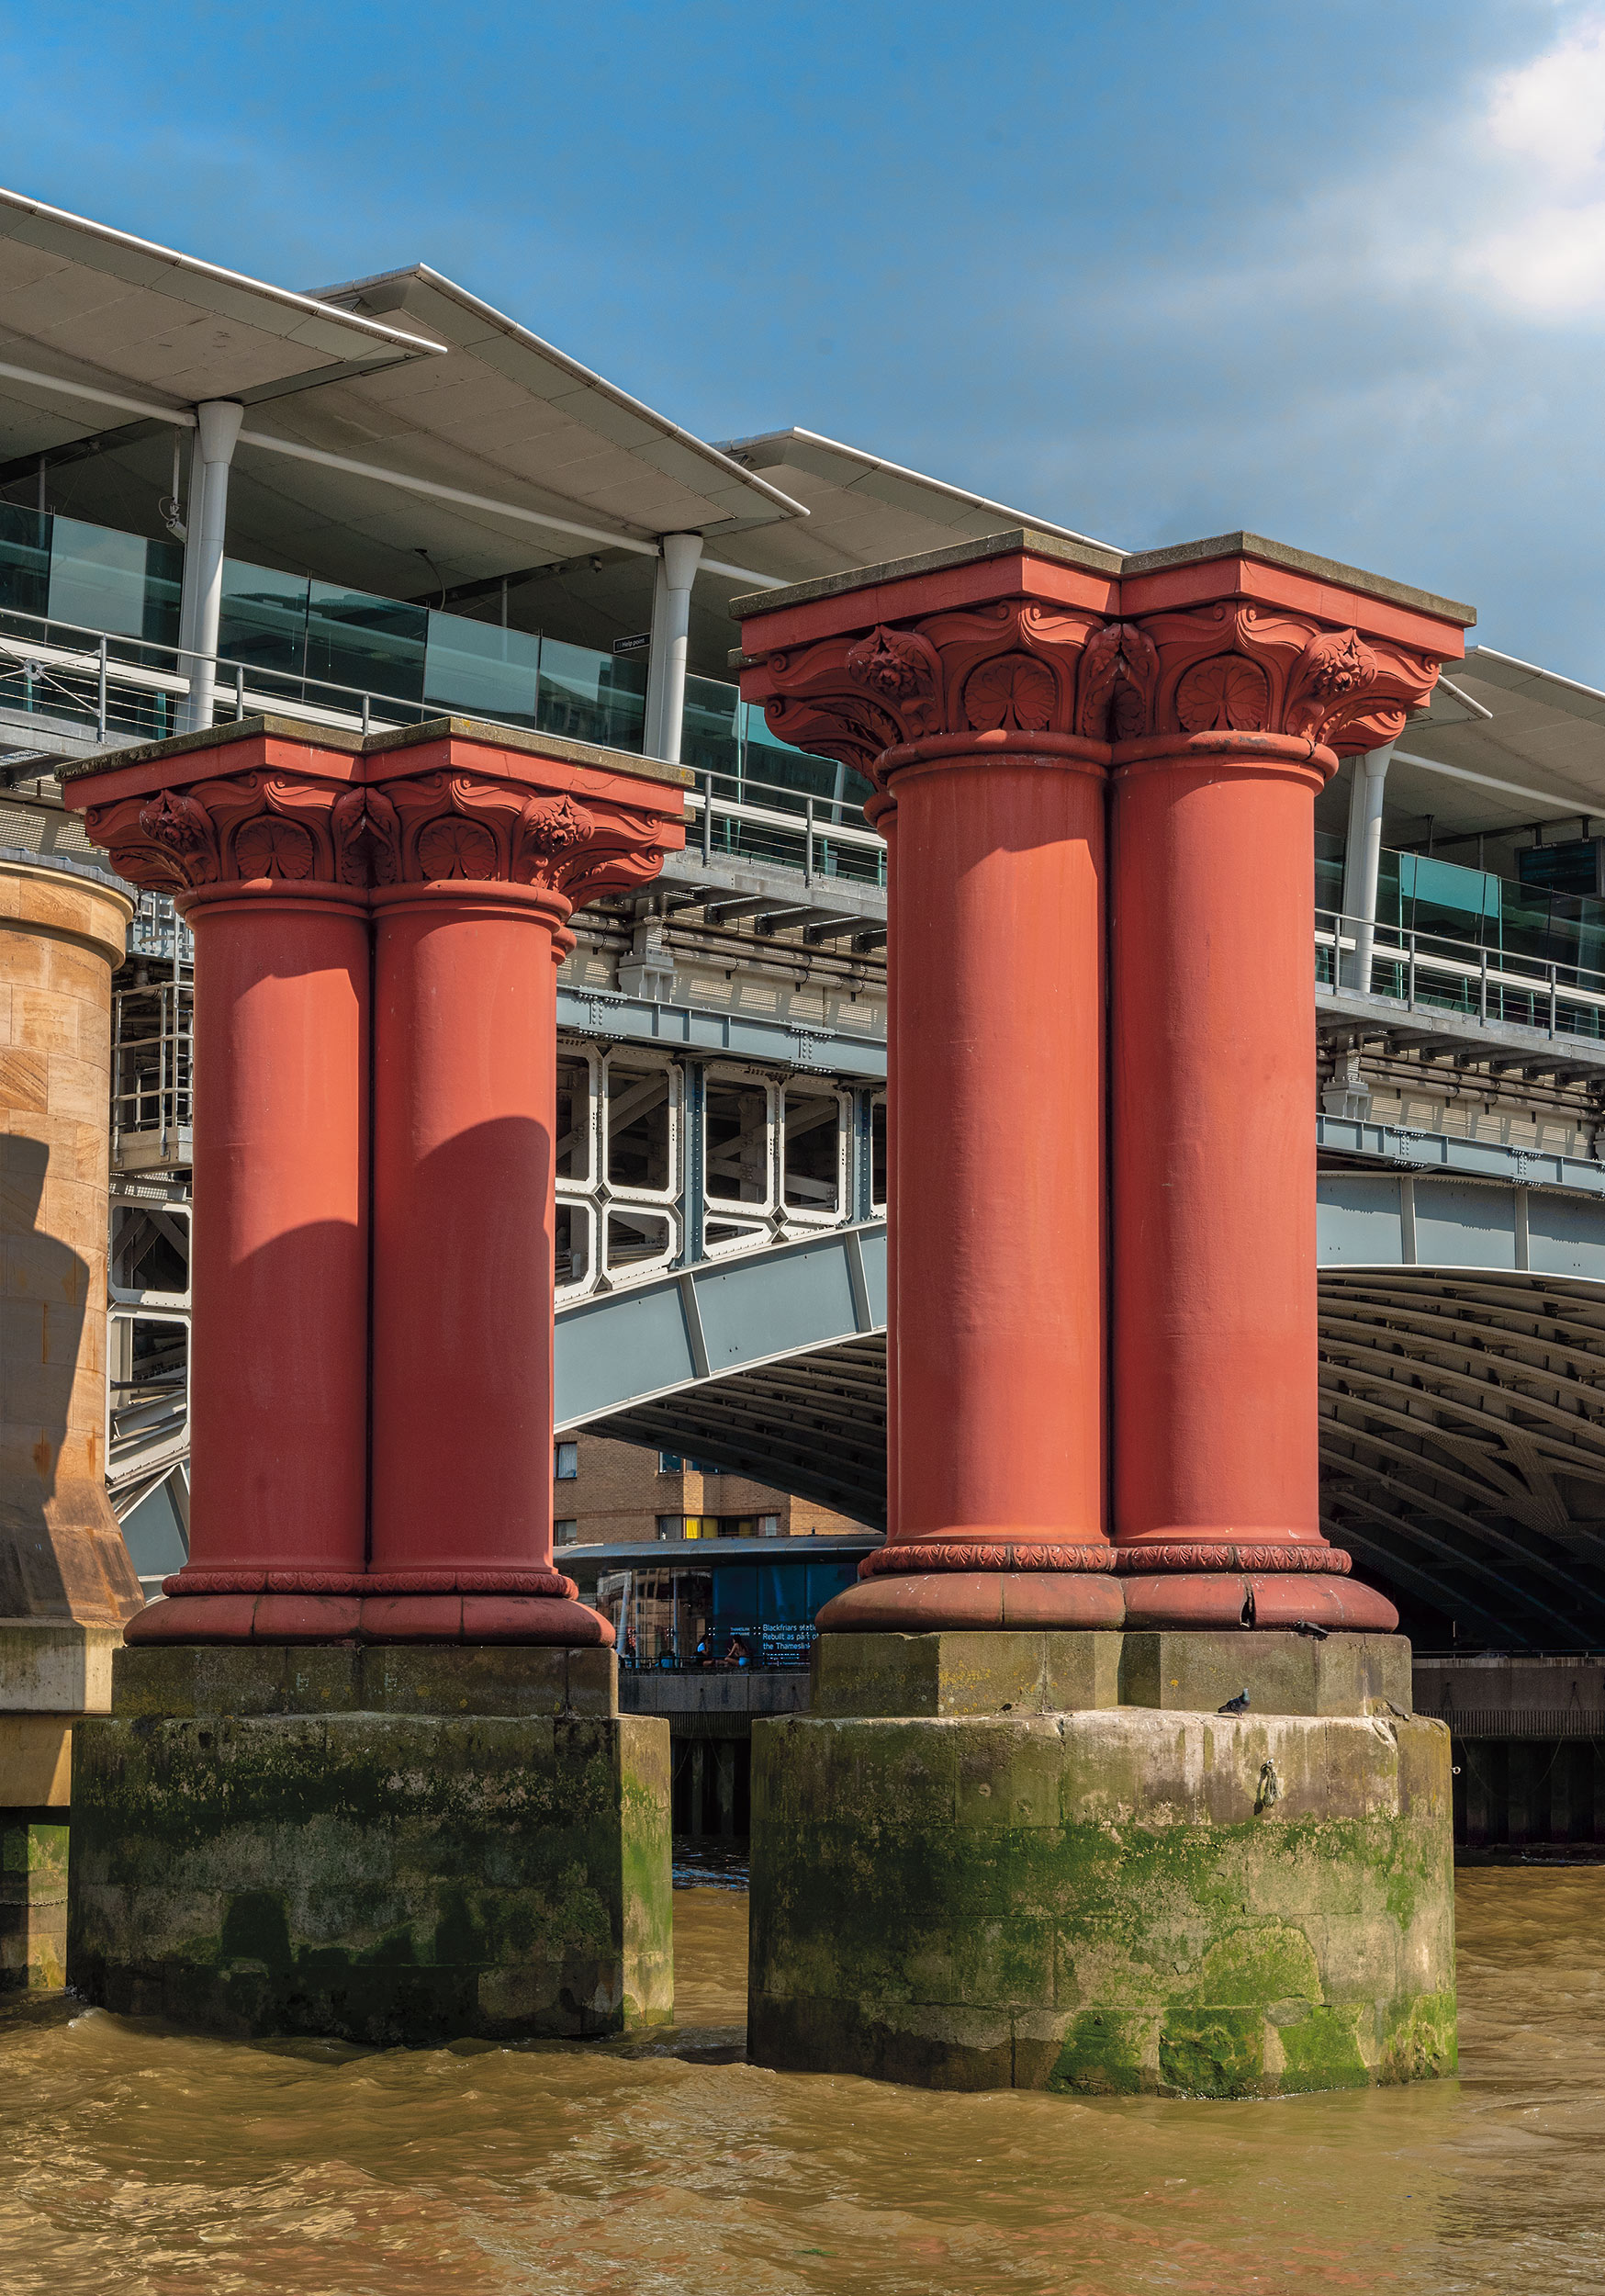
[68,726,684,1644]
[742,537,1470,1630]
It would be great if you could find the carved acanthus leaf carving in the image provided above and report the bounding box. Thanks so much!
[138,787,218,886]
[962,653,1058,732]
[753,602,1098,784]
[1174,654,1272,734]
[520,792,594,859]
[1075,622,1159,740]
[331,785,400,885]
[846,625,941,709]
[1132,602,1442,755]
[528,801,665,908]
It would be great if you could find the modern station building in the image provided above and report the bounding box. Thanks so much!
[6,187,1605,1846]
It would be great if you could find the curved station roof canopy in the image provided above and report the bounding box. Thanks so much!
[0,190,1115,650]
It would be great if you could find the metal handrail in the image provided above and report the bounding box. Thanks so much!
[1317,906,1605,1040]
[0,596,889,889]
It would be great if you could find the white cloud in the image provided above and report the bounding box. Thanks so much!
[1459,8,1605,315]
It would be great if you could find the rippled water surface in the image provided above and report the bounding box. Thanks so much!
[3,1870,1604,2294]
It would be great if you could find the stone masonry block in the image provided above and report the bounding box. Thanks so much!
[67,1671,671,2043]
[0,1819,69,1988]
[748,1709,1454,2097]
[111,1642,620,1720]
[812,1630,1121,1718]
[1117,1630,1410,1717]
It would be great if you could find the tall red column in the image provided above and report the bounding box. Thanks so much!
[742,533,1471,1635]
[1103,559,1470,1627]
[360,741,685,1643]
[365,880,586,1638]
[73,749,371,1641]
[68,723,685,1645]
[174,884,369,1628]
[1107,737,1369,1626]
[742,554,1124,1626]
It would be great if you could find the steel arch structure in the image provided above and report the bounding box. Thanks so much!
[556,1184,1605,1644]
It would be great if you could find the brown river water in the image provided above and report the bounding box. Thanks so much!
[1,1867,1602,2296]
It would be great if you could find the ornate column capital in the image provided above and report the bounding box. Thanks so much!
[737,532,1471,798]
[744,593,1451,795]
[749,598,1113,789]
[367,768,677,913]
[78,766,356,895]
[1107,600,1446,770]
[64,719,688,912]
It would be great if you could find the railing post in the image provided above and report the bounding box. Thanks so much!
[96,635,108,742]
[1408,929,1417,1011]
[702,770,713,863]
[1551,963,1558,1040]
[1479,946,1488,1024]
[804,793,814,886]
[234,664,245,720]
[362,692,372,736]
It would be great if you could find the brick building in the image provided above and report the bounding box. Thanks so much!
[552,1434,870,1548]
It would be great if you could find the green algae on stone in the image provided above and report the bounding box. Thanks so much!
[66,1660,672,2045]
[748,1706,1455,2098]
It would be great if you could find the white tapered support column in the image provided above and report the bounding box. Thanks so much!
[643,532,702,763]
[1341,743,1394,991]
[178,400,243,734]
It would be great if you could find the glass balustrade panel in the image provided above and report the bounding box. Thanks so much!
[537,637,645,751]
[0,506,50,620]
[48,517,181,650]
[423,613,540,726]
[219,561,311,688]
[306,580,427,706]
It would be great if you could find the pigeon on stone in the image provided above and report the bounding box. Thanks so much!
[1218,1688,1251,1715]
[1292,1620,1329,1640]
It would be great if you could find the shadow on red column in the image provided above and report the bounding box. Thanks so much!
[737,530,1475,1635]
[65,716,688,1649]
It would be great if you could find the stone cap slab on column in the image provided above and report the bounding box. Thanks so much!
[812,1629,1411,1718]
[813,1630,1122,1718]
[110,1641,620,1718]
[57,715,690,906]
[730,527,1476,648]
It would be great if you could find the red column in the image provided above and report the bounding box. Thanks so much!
[741,536,1470,1638]
[365,881,596,1640]
[740,565,1123,1628]
[72,753,371,1643]
[1105,568,1469,1630]
[848,736,1117,1627]
[69,724,685,1648]
[1106,737,1386,1627]
[361,741,686,1645]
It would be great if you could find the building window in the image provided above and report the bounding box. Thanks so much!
[657,1452,682,1473]
[760,1514,781,1537]
[555,1518,579,1547]
[555,1441,578,1480]
[656,1514,681,1540]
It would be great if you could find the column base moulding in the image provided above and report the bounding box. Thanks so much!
[822,1566,1397,1636]
[126,1586,612,1649]
[1112,1543,1352,1573]
[819,1571,1128,1634]
[860,1543,1117,1575]
[1120,1571,1398,1635]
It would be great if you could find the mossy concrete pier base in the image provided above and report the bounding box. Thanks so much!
[66,1644,672,2043]
[751,1629,1453,2097]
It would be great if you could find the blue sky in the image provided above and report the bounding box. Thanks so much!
[5,3,1604,673]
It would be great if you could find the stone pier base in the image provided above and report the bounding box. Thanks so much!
[66,1644,672,2043]
[749,1630,1454,2097]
